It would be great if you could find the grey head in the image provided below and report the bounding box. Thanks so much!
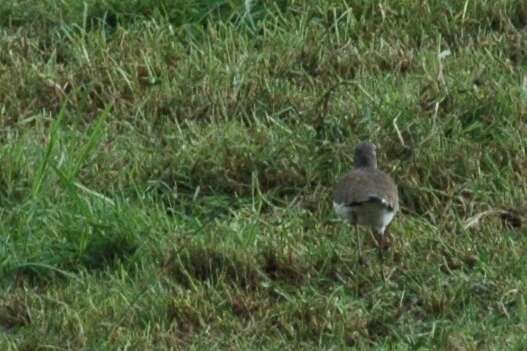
[354,142,377,169]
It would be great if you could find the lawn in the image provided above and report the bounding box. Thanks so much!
[1,0,527,349]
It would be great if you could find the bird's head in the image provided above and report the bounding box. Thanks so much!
[354,142,377,169]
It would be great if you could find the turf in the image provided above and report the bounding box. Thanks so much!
[1,0,527,349]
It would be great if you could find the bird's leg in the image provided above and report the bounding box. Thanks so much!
[355,223,365,265]
[376,231,385,282]
[382,224,393,252]
[378,238,385,282]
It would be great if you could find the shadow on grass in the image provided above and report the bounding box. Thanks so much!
[7,229,139,285]
[166,244,261,290]
[0,295,31,333]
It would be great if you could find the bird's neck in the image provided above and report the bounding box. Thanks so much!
[354,160,377,169]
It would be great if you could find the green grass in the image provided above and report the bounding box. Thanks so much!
[1,0,527,349]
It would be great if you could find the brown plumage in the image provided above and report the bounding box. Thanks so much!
[333,142,398,280]
[333,167,398,212]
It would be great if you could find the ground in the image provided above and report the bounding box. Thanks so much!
[1,0,527,349]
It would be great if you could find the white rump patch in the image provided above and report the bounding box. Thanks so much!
[333,200,395,235]
[333,201,352,219]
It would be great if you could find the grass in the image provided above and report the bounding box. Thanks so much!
[1,0,527,349]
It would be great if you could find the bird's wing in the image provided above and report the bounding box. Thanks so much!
[333,169,398,210]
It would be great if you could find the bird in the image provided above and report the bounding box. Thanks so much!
[333,142,399,280]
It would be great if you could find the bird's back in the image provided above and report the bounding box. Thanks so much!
[333,168,398,210]
[333,167,398,232]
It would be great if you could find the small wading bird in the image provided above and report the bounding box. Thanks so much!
[333,142,399,281]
